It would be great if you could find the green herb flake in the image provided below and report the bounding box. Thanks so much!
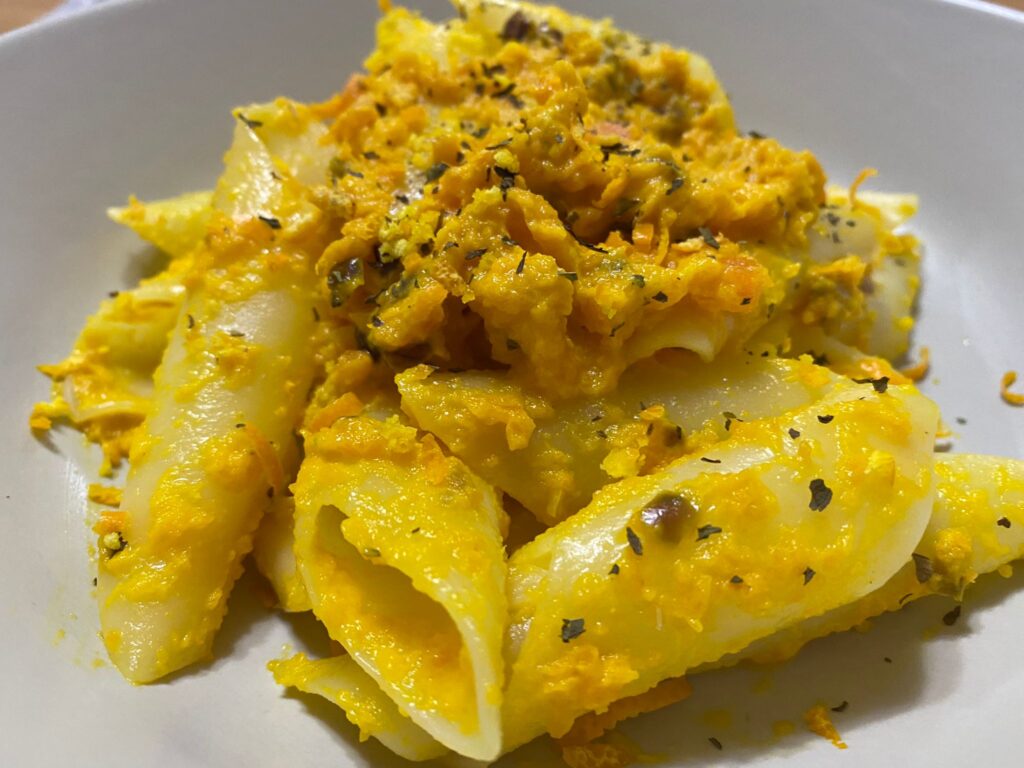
[943,605,962,626]
[609,563,620,575]
[626,526,644,556]
[730,575,744,584]
[236,112,263,129]
[698,226,720,249]
[803,566,816,584]
[700,457,722,464]
[808,478,833,511]
[788,428,801,439]
[696,524,723,541]
[516,252,527,274]
[424,162,449,183]
[854,376,890,393]
[258,215,282,230]
[561,617,585,643]
[817,414,834,424]
[558,271,578,282]
[652,291,669,302]
[666,177,684,196]
[362,547,382,558]
[465,248,488,261]
[631,274,646,288]
[912,553,933,583]
[998,516,1012,528]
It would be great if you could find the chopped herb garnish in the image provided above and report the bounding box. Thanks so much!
[596,429,607,439]
[696,524,723,541]
[506,338,520,351]
[609,563,620,575]
[956,417,967,425]
[943,605,962,626]
[465,248,488,261]
[410,527,421,534]
[788,428,801,439]
[631,274,646,288]
[362,151,379,160]
[626,526,644,555]
[599,142,641,161]
[809,478,833,511]
[652,291,669,302]
[641,493,692,542]
[561,617,585,643]
[424,162,449,183]
[748,130,766,139]
[228,330,245,338]
[700,457,722,464]
[803,566,816,584]
[912,553,933,583]
[666,177,684,195]
[362,547,381,558]
[831,701,849,713]
[236,112,263,129]
[817,414,834,424]
[258,215,282,230]
[698,226,720,249]
[730,575,744,584]
[486,138,513,150]
[187,314,195,329]
[370,316,384,328]
[395,193,410,205]
[563,221,609,253]
[312,307,320,322]
[502,10,533,41]
[709,737,723,750]
[516,252,527,274]
[854,376,890,393]
[494,165,516,198]
[998,516,1012,528]
[327,258,365,308]
[558,271,578,282]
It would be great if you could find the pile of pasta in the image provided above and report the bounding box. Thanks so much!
[32,0,1024,764]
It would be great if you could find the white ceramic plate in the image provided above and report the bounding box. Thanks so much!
[2,1,1023,765]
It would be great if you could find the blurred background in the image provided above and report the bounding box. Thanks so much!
[2,0,1023,33]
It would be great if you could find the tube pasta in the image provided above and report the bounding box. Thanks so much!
[31,0,1024,763]
[500,381,938,748]
[398,354,849,525]
[701,453,1024,669]
[108,190,213,260]
[269,653,449,761]
[95,100,331,683]
[292,413,508,760]
[252,495,310,613]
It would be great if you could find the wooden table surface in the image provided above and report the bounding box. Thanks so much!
[3,0,1023,32]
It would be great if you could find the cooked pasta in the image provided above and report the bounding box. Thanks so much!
[31,0,1022,763]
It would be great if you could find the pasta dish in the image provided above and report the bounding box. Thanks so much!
[30,0,1024,764]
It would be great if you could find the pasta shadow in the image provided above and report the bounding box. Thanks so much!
[612,591,970,764]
